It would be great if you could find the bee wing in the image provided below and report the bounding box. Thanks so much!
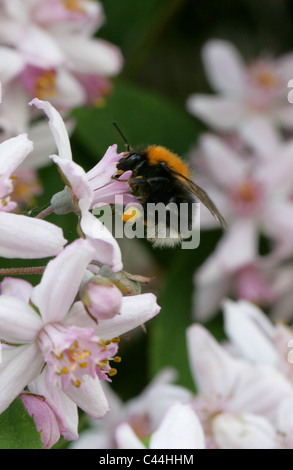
[166,166,227,229]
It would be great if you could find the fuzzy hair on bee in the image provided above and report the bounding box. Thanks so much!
[112,123,227,247]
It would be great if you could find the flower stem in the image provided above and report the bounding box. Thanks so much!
[35,205,54,219]
[0,266,46,276]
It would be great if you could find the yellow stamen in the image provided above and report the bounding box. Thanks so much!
[74,379,81,388]
[257,71,276,88]
[79,362,88,368]
[111,337,120,344]
[98,359,109,369]
[62,0,85,13]
[108,368,117,377]
[70,362,77,372]
[62,366,69,374]
[113,356,122,363]
[35,70,57,100]
[238,182,256,203]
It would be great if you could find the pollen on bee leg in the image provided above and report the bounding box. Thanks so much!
[123,207,142,223]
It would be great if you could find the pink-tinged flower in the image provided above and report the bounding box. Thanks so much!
[70,368,191,449]
[0,239,161,443]
[30,98,136,271]
[0,277,33,302]
[186,324,293,448]
[80,275,123,321]
[193,239,278,322]
[0,239,111,416]
[0,0,123,136]
[186,39,293,131]
[0,133,66,258]
[222,299,293,384]
[20,393,61,449]
[10,167,43,210]
[212,413,280,449]
[115,403,205,450]
[213,398,293,449]
[192,131,293,320]
[0,46,24,84]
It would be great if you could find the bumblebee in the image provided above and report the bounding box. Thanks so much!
[112,124,227,247]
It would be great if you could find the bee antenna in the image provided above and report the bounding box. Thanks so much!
[112,122,130,152]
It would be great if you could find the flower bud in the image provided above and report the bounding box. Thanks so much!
[81,276,123,320]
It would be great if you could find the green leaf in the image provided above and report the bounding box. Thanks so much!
[71,79,199,170]
[0,399,43,449]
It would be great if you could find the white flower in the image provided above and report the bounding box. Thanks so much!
[0,238,161,441]
[187,39,293,132]
[0,133,66,258]
[115,402,206,450]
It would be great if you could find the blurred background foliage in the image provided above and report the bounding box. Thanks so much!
[11,0,293,401]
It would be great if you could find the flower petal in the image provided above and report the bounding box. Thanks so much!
[19,26,64,68]
[0,134,33,178]
[29,368,79,441]
[199,133,249,187]
[150,403,205,449]
[58,36,123,76]
[51,155,93,213]
[80,211,123,272]
[0,212,66,259]
[54,68,85,109]
[29,98,72,161]
[65,375,109,419]
[229,365,293,422]
[0,295,42,343]
[0,46,24,83]
[20,393,60,449]
[202,39,246,96]
[186,95,245,131]
[223,299,278,365]
[31,239,94,323]
[23,119,75,170]
[0,344,43,414]
[0,277,33,302]
[196,219,258,285]
[212,413,278,449]
[96,293,160,340]
[186,324,248,396]
[239,117,281,160]
[115,423,146,449]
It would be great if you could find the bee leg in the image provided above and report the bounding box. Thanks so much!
[128,176,169,185]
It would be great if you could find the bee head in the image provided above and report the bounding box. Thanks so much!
[116,152,145,172]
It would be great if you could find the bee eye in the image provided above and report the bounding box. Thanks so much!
[117,153,143,171]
